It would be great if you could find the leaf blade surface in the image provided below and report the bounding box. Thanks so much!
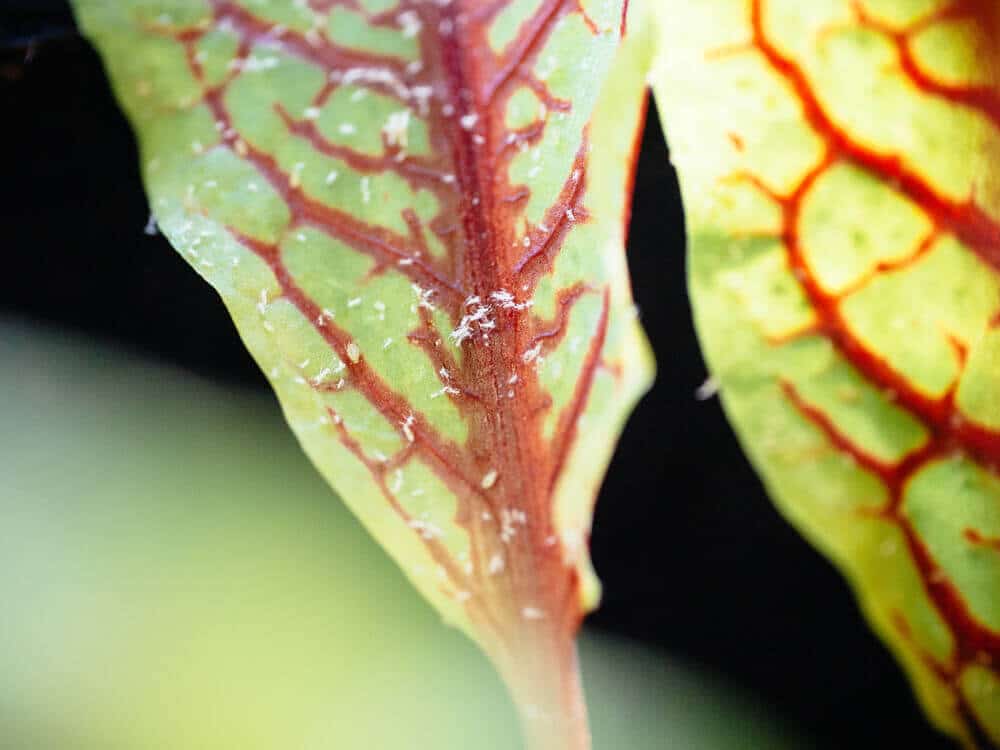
[652,1,1000,745]
[72,0,654,743]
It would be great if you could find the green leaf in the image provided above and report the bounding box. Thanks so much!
[651,0,1000,745]
[70,1,653,746]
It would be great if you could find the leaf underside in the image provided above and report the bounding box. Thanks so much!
[75,0,1000,745]
[653,0,1000,745]
[72,0,653,743]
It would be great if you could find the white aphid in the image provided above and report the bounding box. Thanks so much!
[383,110,411,149]
[695,376,720,401]
[401,414,416,443]
[522,342,543,363]
[398,10,422,38]
[480,469,498,490]
[488,554,505,575]
[408,518,443,540]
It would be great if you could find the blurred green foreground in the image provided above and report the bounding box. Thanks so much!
[0,321,802,749]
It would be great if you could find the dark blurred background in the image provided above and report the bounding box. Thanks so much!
[0,2,953,747]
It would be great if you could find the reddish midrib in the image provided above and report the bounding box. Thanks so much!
[430,5,545,634]
[432,0,590,646]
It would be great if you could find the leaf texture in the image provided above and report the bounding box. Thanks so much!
[652,0,1000,745]
[72,0,653,744]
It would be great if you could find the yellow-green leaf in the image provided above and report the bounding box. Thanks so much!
[70,1,654,747]
[651,0,1000,745]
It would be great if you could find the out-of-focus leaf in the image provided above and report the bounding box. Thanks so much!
[0,321,806,750]
[652,1,1000,746]
[69,1,653,745]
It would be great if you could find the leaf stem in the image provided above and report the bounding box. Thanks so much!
[496,626,590,750]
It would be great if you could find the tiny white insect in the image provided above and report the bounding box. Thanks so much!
[383,110,411,149]
[289,162,304,189]
[521,606,545,621]
[408,519,443,540]
[488,554,505,575]
[480,469,498,490]
[695,376,720,401]
[401,414,416,443]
